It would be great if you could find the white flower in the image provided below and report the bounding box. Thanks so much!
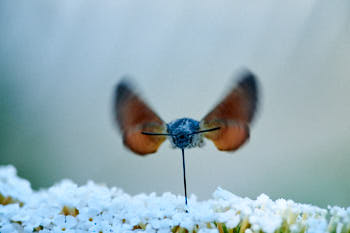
[0,165,349,233]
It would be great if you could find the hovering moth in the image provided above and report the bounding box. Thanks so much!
[114,69,259,208]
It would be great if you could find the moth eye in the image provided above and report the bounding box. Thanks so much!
[179,135,185,139]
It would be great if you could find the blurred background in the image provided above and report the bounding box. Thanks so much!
[0,0,349,208]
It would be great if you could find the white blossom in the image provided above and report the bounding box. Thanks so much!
[0,165,349,233]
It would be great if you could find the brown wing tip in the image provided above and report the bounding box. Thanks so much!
[236,69,259,123]
[114,77,139,131]
[237,69,258,101]
[238,70,257,92]
[115,77,135,106]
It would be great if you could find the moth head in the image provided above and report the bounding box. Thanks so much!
[166,118,200,149]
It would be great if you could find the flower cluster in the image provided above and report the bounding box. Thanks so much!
[0,165,349,233]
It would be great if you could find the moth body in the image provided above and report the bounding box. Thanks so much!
[167,118,204,149]
[114,69,259,208]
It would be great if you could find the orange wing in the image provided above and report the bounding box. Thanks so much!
[114,80,166,155]
[200,70,258,151]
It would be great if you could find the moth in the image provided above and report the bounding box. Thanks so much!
[114,69,259,208]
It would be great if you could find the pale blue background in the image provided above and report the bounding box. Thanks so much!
[0,0,349,207]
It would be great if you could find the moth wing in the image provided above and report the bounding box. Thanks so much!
[114,79,166,155]
[200,70,258,151]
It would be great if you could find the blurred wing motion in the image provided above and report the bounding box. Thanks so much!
[114,80,166,155]
[200,70,258,151]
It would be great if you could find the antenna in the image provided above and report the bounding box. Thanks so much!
[142,127,220,137]
[181,148,188,212]
[141,132,173,136]
[189,127,221,135]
